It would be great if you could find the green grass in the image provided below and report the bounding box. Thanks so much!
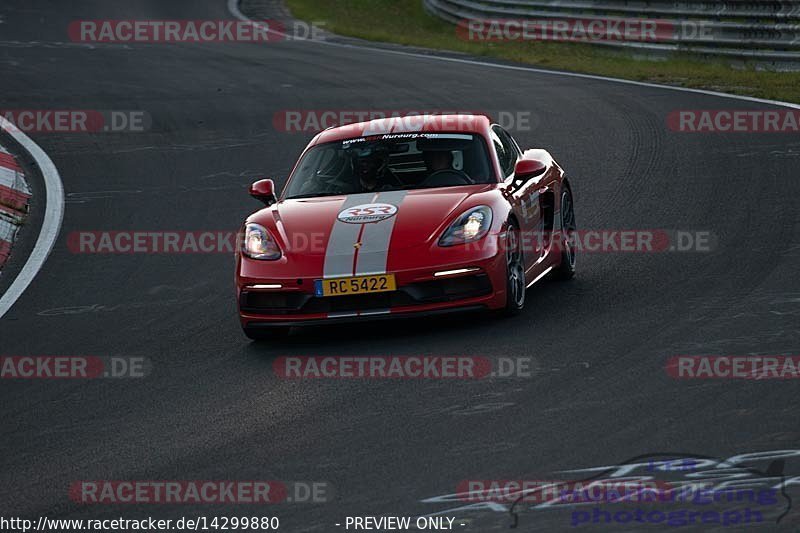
[286,0,800,103]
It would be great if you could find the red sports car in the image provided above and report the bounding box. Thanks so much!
[236,114,576,339]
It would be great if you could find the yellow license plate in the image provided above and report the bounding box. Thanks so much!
[315,274,396,297]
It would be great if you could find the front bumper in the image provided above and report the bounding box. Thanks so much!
[237,254,507,327]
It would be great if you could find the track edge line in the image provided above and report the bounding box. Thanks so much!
[227,0,800,111]
[0,117,65,320]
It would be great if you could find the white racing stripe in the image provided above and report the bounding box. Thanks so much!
[323,191,407,279]
[355,190,407,276]
[320,190,407,319]
[323,193,375,278]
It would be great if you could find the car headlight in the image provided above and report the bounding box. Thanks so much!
[242,223,282,260]
[438,206,493,247]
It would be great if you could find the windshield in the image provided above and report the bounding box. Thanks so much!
[283,133,494,199]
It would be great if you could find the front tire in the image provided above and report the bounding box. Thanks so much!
[552,183,576,281]
[243,325,290,341]
[503,222,526,315]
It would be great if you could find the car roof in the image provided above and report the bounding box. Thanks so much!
[310,114,493,145]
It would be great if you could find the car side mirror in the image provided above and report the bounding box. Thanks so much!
[249,179,277,206]
[513,159,547,181]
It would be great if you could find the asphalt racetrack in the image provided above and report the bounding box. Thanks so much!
[0,1,798,531]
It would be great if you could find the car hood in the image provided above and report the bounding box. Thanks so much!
[248,186,490,271]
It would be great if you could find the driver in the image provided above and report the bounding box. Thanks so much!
[352,147,400,192]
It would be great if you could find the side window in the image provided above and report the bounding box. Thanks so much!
[489,129,509,178]
[491,125,518,178]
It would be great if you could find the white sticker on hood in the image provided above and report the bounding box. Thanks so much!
[337,203,398,224]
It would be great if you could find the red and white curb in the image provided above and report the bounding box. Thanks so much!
[0,146,31,269]
[0,116,63,320]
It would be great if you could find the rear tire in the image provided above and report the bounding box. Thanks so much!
[243,326,290,341]
[503,221,526,316]
[552,183,576,281]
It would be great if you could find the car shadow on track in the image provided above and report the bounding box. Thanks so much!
[239,279,574,356]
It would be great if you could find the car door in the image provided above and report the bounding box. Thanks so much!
[492,125,540,268]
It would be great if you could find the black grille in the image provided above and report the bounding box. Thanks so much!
[405,275,492,303]
[241,274,492,315]
[240,292,312,314]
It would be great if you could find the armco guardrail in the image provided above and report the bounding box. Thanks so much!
[423,0,800,63]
